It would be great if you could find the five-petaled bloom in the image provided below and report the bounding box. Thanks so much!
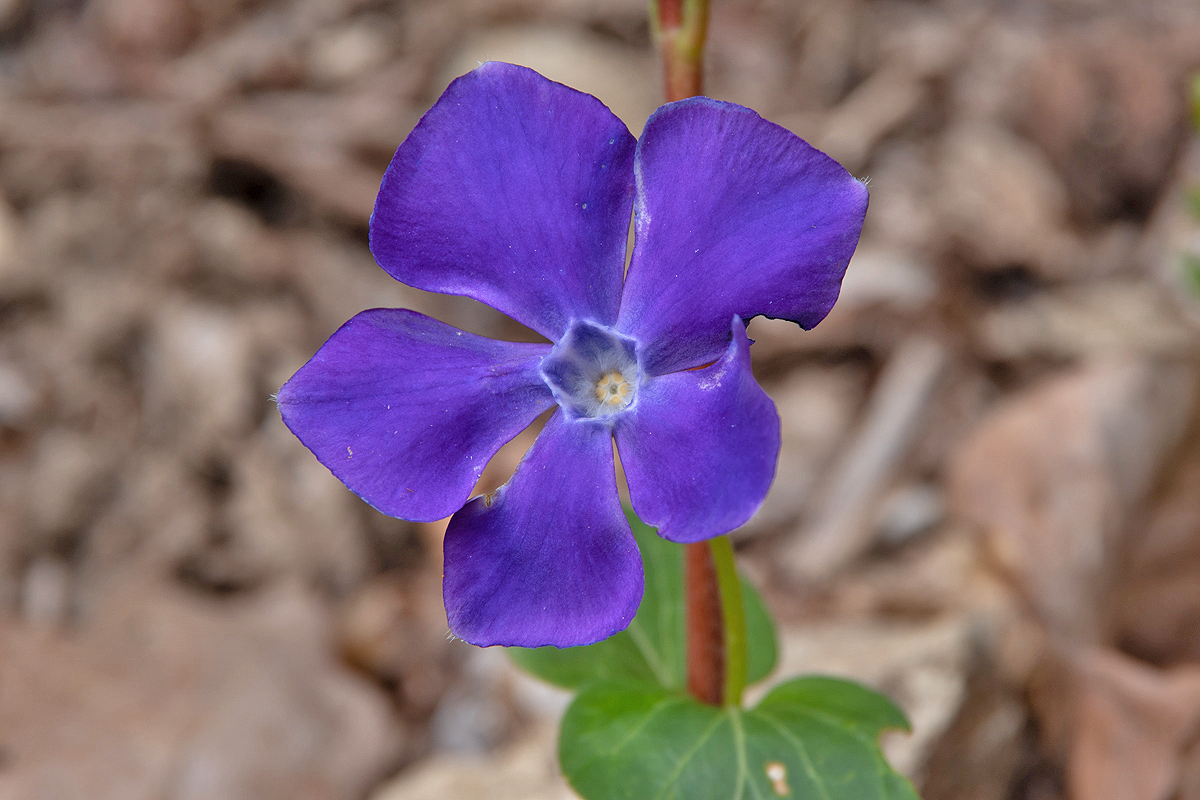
[278,63,866,648]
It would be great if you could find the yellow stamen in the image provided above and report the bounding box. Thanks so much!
[594,371,632,408]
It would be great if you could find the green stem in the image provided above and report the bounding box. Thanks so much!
[709,536,747,706]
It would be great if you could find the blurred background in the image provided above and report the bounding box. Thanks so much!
[1,0,1200,797]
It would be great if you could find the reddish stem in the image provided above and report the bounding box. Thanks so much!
[685,541,724,706]
[658,0,719,706]
[657,0,683,29]
[654,0,706,101]
[661,52,702,102]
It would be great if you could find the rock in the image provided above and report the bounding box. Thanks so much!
[89,0,197,56]
[338,573,460,719]
[875,483,945,546]
[740,364,867,536]
[817,61,929,172]
[1112,444,1200,666]
[978,281,1197,362]
[0,0,26,36]
[305,18,395,86]
[949,358,1196,643]
[437,26,657,134]
[0,362,36,429]
[1015,24,1186,224]
[0,581,403,800]
[20,555,71,628]
[27,428,117,539]
[1141,137,1200,325]
[144,302,255,445]
[370,723,573,800]
[1034,648,1200,800]
[785,336,947,580]
[936,124,1086,280]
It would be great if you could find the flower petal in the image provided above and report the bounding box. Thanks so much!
[370,62,636,340]
[615,317,780,543]
[277,309,554,522]
[618,97,868,375]
[443,413,643,647]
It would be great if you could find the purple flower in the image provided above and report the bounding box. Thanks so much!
[278,63,866,648]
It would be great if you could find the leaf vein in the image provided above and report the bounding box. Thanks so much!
[728,707,748,800]
[607,695,685,757]
[757,710,833,800]
[652,712,728,800]
[628,620,673,687]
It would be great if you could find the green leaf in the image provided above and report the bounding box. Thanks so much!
[1183,253,1200,296]
[743,575,778,688]
[1184,188,1200,220]
[560,676,919,800]
[508,509,778,691]
[1191,72,1200,132]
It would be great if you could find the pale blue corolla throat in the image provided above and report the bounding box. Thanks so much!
[539,320,641,420]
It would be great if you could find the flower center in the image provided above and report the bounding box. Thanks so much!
[540,321,640,420]
[594,371,632,408]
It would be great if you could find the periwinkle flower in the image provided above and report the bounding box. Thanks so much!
[278,63,866,648]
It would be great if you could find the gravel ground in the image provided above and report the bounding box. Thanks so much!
[2,0,1200,798]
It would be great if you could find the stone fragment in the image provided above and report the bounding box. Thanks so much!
[306,19,394,86]
[0,581,402,800]
[28,428,116,538]
[370,723,572,800]
[785,336,947,580]
[89,0,197,56]
[0,363,36,429]
[978,282,1197,362]
[817,62,928,171]
[936,124,1085,280]
[144,302,255,444]
[1112,445,1200,666]
[1035,648,1200,800]
[741,364,867,536]
[0,0,26,35]
[1016,24,1185,223]
[949,359,1196,643]
[875,483,944,546]
[438,26,657,134]
[338,572,459,719]
[20,555,71,628]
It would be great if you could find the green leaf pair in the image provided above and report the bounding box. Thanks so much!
[563,676,918,800]
[507,510,919,800]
